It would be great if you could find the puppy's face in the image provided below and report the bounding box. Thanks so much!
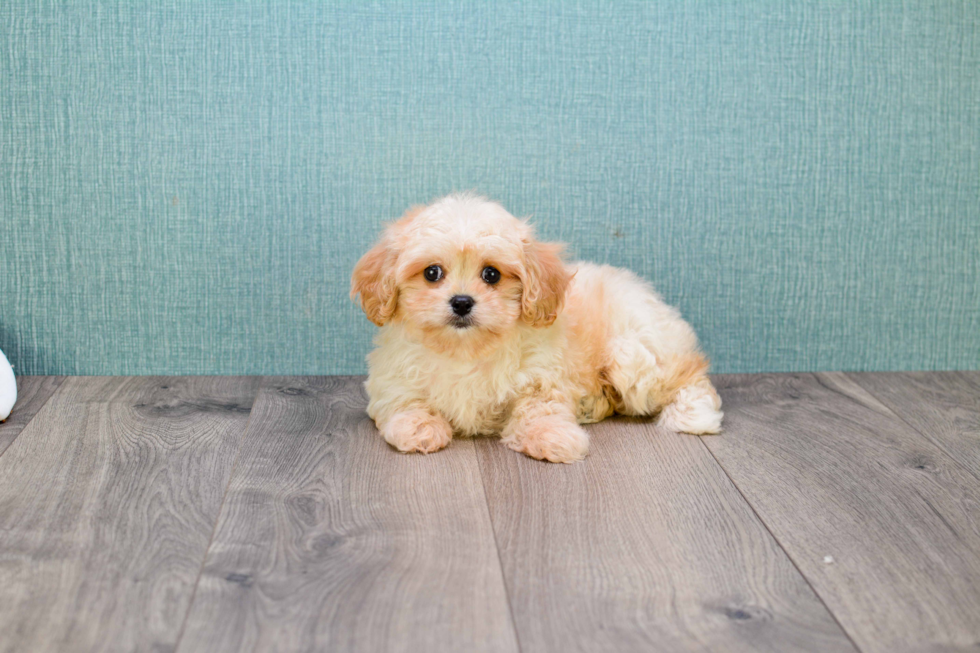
[396,245,524,338]
[351,195,570,357]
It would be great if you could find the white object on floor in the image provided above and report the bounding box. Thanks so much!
[0,348,15,422]
[823,555,835,564]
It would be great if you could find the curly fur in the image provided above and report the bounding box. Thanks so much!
[351,193,722,463]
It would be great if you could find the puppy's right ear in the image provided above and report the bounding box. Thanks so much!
[351,238,398,326]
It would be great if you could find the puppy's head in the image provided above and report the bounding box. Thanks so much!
[351,194,571,355]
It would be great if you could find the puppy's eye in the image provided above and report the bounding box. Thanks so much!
[423,265,443,283]
[481,266,501,285]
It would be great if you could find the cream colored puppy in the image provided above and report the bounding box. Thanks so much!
[351,194,722,463]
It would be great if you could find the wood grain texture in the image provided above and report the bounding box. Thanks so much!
[475,416,857,653]
[848,371,980,480]
[0,375,259,653]
[176,377,519,653]
[706,372,980,653]
[0,375,64,456]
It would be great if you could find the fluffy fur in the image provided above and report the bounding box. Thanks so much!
[351,194,722,463]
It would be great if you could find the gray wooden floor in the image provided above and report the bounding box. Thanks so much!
[0,373,978,653]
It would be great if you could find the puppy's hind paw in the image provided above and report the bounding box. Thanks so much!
[659,379,723,435]
[382,409,453,454]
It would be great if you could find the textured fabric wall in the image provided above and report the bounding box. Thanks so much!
[1,1,978,375]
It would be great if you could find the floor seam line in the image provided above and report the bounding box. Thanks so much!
[695,427,866,653]
[473,440,525,653]
[840,372,980,485]
[171,375,265,653]
[0,376,66,461]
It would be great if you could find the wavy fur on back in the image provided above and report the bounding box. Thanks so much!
[352,194,722,462]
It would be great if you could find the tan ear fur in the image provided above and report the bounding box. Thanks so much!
[351,238,398,326]
[521,240,572,326]
[350,205,427,326]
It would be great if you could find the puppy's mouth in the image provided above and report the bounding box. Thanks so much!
[448,315,475,329]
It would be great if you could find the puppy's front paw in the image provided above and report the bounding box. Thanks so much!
[502,413,589,463]
[382,409,453,454]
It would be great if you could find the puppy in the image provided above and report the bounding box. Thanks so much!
[351,194,722,463]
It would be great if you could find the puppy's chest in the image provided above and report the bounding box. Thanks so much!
[425,363,515,435]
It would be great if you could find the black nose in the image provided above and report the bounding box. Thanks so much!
[450,295,475,316]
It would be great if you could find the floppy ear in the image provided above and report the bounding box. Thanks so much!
[521,239,571,327]
[351,238,398,326]
[351,205,427,326]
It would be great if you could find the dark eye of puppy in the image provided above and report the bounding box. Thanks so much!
[481,266,501,285]
[423,265,443,282]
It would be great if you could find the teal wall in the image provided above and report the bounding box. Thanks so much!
[1,1,978,376]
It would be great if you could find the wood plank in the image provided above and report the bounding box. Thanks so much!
[0,375,64,457]
[476,415,858,653]
[177,377,519,653]
[848,371,980,479]
[0,375,259,653]
[705,372,980,653]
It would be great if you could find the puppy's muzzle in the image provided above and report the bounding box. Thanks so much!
[448,295,475,329]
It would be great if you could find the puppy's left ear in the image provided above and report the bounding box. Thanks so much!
[351,238,398,326]
[521,239,572,327]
